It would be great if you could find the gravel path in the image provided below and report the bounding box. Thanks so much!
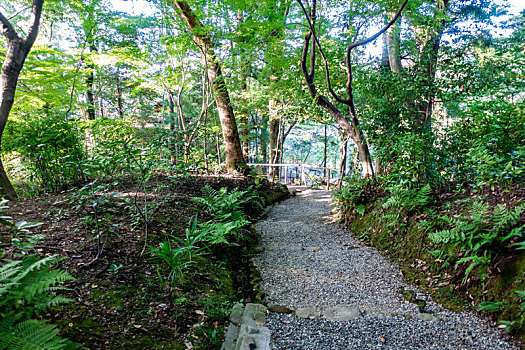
[252,187,516,349]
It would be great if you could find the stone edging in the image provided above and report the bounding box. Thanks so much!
[221,303,270,350]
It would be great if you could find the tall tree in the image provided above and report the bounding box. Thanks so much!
[69,0,102,121]
[298,0,409,178]
[0,0,45,199]
[170,0,246,173]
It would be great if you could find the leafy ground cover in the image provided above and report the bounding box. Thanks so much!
[0,175,287,349]
[334,180,525,345]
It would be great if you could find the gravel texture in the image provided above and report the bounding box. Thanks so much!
[252,187,516,349]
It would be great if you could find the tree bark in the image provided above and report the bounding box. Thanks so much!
[116,71,124,119]
[385,12,403,74]
[0,0,45,199]
[405,0,450,129]
[171,1,246,173]
[338,136,348,187]
[268,100,281,180]
[260,114,268,174]
[323,124,327,177]
[167,89,177,164]
[85,63,96,120]
[240,78,249,161]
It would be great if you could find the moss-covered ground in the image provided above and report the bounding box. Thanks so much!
[338,184,525,345]
[1,175,288,349]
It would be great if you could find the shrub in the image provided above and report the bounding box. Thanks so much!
[3,113,85,191]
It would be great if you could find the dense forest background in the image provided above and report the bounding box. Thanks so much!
[0,0,524,348]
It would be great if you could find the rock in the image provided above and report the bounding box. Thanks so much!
[323,307,362,321]
[306,246,321,252]
[415,313,441,322]
[268,305,293,314]
[115,306,124,312]
[222,303,271,350]
[363,309,385,318]
[296,308,320,319]
[230,304,244,324]
[222,324,240,350]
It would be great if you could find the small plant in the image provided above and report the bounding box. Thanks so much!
[107,264,123,274]
[192,186,263,220]
[0,202,76,350]
[191,186,262,245]
[500,289,525,332]
[332,176,379,222]
[382,183,432,212]
[66,181,121,264]
[429,200,525,282]
[146,216,207,291]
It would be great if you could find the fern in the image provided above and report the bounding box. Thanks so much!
[0,255,75,349]
[192,186,263,221]
[0,201,77,349]
[383,183,432,212]
[0,318,73,350]
[429,200,525,281]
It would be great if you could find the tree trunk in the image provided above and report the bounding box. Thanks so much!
[323,124,327,177]
[260,114,268,174]
[338,136,348,187]
[385,12,403,74]
[171,1,246,173]
[406,0,450,129]
[116,72,124,119]
[298,0,381,178]
[84,66,96,120]
[240,79,249,161]
[268,102,280,181]
[0,0,45,199]
[167,89,177,165]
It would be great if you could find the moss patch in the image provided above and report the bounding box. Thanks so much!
[343,194,525,343]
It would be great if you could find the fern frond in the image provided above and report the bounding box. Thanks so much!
[0,318,70,350]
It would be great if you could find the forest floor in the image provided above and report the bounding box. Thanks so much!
[253,187,518,349]
[0,175,287,349]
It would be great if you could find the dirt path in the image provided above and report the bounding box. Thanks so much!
[252,187,515,349]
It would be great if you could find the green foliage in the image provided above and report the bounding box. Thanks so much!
[501,289,525,332]
[192,185,263,220]
[3,113,85,191]
[429,200,525,281]
[191,186,263,245]
[443,101,525,189]
[0,319,72,350]
[0,256,74,317]
[332,176,380,221]
[0,204,76,350]
[146,216,207,291]
[382,183,432,212]
[65,181,121,259]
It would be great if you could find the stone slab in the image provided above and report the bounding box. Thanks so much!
[323,307,362,321]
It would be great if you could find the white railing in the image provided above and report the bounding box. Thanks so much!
[248,163,340,188]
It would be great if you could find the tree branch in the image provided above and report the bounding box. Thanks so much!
[23,0,45,49]
[345,0,409,110]
[297,0,409,107]
[0,11,20,41]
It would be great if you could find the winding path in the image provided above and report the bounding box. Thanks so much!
[252,187,515,349]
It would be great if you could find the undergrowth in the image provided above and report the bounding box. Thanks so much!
[334,179,525,340]
[0,200,76,350]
